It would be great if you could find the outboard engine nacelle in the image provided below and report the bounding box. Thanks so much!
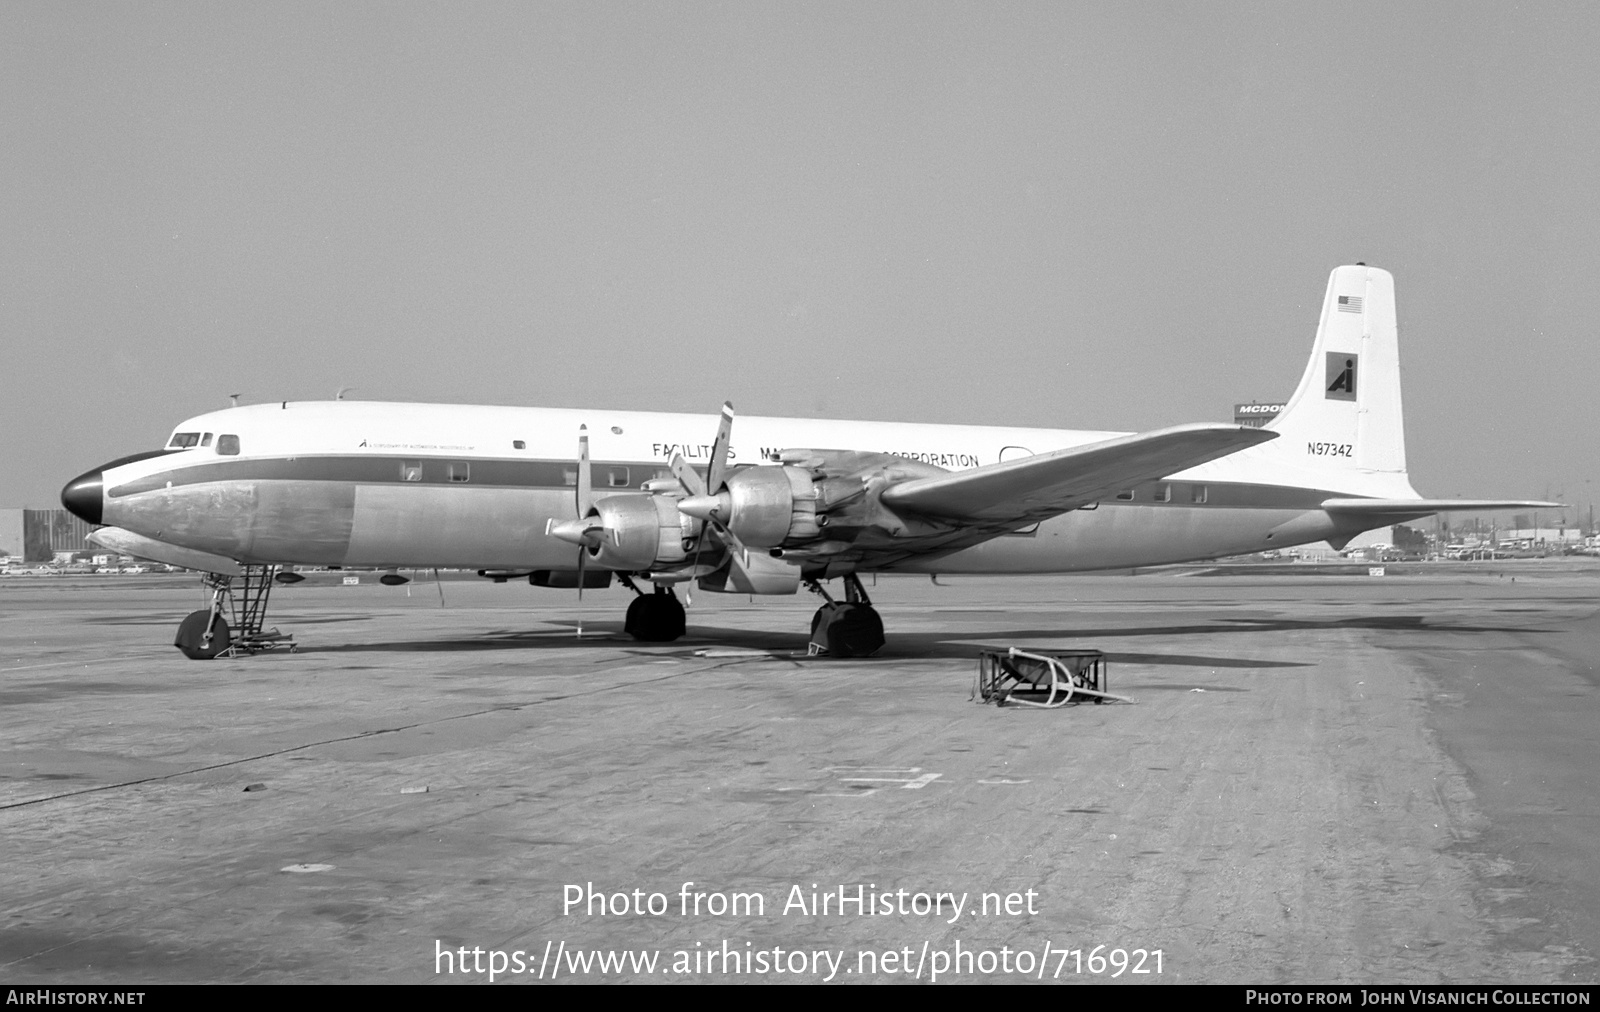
[582,494,698,570]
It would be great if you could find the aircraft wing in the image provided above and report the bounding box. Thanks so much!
[880,423,1278,523]
[1320,498,1566,518]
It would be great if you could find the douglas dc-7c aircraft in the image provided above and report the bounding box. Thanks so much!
[61,265,1556,659]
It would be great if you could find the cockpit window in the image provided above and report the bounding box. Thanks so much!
[200,433,213,447]
[168,432,201,448]
[216,434,241,456]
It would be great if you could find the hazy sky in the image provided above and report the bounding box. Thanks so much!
[4,3,1598,516]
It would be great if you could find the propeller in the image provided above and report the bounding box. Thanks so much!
[544,425,606,634]
[676,399,761,532]
[575,425,591,603]
[668,402,763,586]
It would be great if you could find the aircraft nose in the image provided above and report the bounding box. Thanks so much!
[61,467,104,525]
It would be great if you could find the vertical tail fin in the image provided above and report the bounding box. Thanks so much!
[1261,265,1418,496]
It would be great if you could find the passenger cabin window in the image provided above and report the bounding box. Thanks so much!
[216,434,240,456]
[1153,484,1171,503]
[168,432,201,448]
[448,461,470,483]
[1190,484,1208,504]
[608,466,629,487]
[401,460,423,482]
[512,440,526,450]
[1115,489,1135,501]
[562,466,577,486]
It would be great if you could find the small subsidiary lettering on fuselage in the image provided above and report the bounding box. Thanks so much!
[358,441,477,451]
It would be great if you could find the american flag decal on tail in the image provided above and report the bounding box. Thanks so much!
[1337,295,1363,313]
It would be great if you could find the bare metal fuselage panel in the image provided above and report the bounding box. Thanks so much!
[101,447,1353,572]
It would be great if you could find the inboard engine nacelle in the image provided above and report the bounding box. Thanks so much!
[677,466,821,547]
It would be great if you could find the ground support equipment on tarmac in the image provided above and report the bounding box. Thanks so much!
[174,566,296,659]
[974,647,1131,707]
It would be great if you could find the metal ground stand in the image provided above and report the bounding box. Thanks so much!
[974,647,1131,707]
[203,566,295,655]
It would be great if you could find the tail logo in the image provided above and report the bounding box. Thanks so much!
[1325,353,1358,401]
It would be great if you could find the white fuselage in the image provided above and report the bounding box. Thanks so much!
[92,400,1378,575]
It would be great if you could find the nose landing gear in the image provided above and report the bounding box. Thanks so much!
[174,607,231,660]
[174,567,296,659]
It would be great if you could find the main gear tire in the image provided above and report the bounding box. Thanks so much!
[625,592,686,642]
[809,602,885,657]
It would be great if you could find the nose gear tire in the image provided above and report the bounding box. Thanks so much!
[175,609,232,660]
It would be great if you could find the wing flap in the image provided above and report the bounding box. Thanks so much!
[880,424,1278,522]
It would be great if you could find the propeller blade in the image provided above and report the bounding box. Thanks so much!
[577,545,587,605]
[669,452,706,497]
[718,524,753,569]
[576,425,594,517]
[667,400,749,605]
[707,401,733,494]
[571,424,596,629]
[712,523,775,594]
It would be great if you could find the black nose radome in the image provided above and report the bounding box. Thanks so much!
[61,467,104,525]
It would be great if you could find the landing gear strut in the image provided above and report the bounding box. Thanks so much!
[622,579,686,642]
[174,566,295,659]
[807,573,885,657]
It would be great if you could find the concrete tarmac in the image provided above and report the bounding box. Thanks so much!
[2,565,1598,984]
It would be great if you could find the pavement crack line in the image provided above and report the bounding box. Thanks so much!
[0,661,732,812]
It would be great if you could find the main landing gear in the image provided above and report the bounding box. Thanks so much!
[174,566,295,660]
[807,573,885,658]
[620,578,687,642]
[614,573,883,655]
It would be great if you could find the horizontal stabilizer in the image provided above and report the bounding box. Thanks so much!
[882,424,1278,522]
[1321,498,1566,517]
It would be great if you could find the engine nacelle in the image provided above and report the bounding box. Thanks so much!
[583,494,697,571]
[677,466,820,548]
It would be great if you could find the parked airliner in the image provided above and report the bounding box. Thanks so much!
[61,265,1555,658]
